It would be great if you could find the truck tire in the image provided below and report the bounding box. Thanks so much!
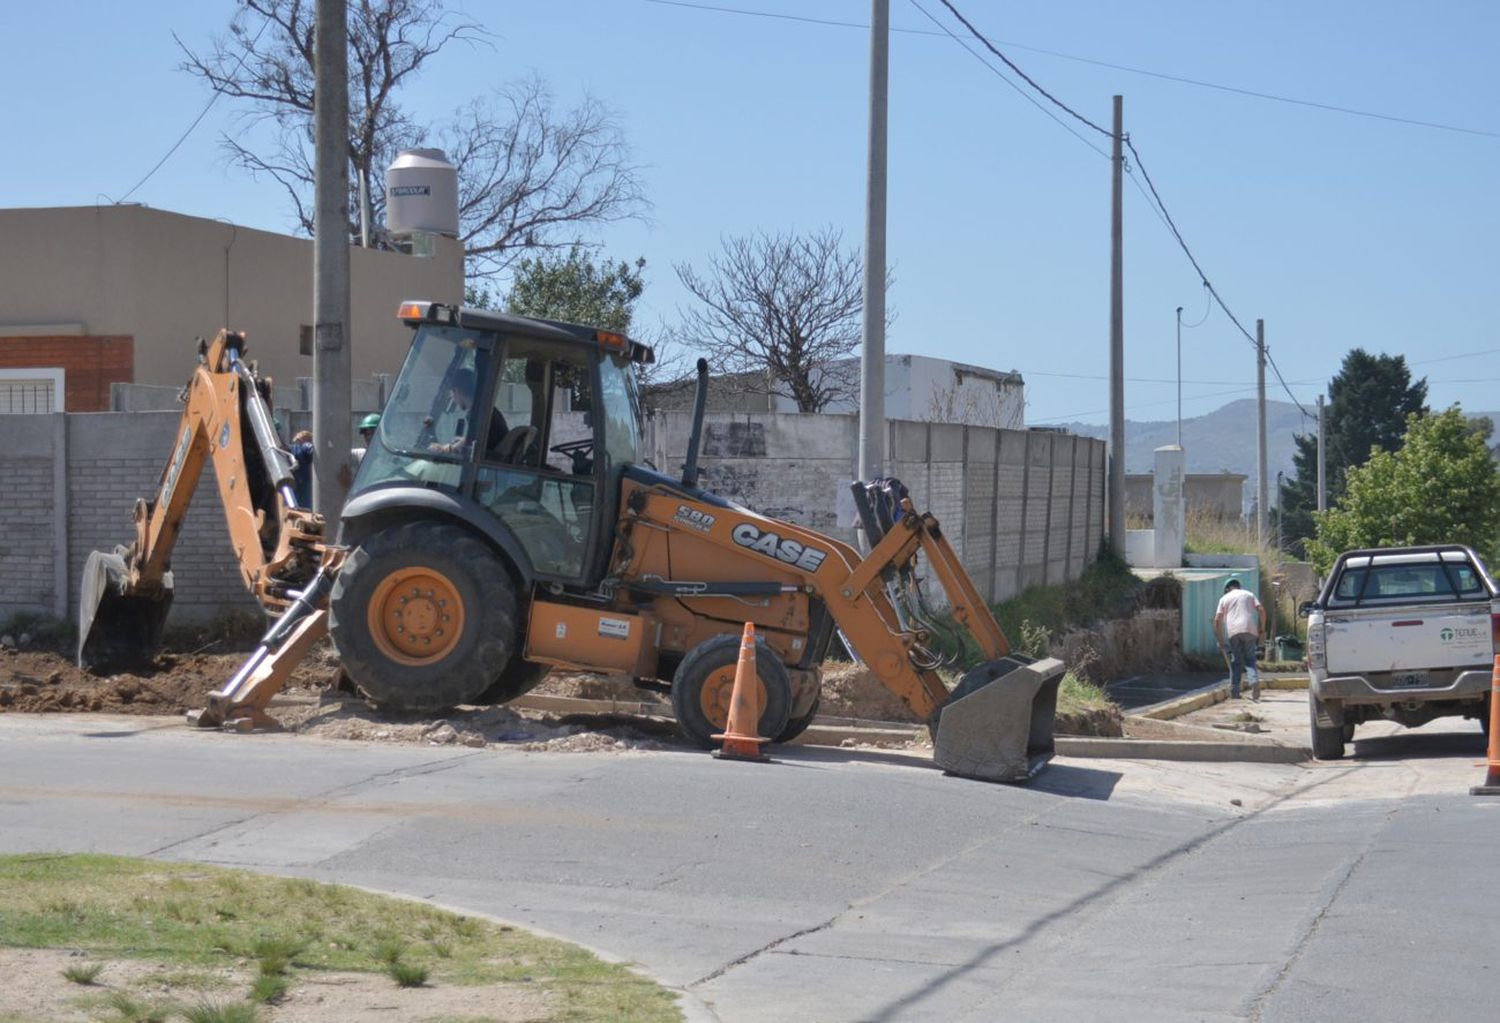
[776,693,822,744]
[478,658,550,705]
[330,521,516,713]
[672,633,791,749]
[1309,691,1345,760]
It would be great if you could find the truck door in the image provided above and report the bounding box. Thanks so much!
[470,337,598,582]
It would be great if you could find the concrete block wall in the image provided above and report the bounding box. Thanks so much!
[1,406,1105,629]
[0,415,64,620]
[646,410,1106,604]
[65,413,260,624]
[0,411,260,628]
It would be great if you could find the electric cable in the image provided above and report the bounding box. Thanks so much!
[115,16,272,203]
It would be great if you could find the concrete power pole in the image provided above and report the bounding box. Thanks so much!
[1256,319,1268,546]
[312,0,352,520]
[857,0,889,484]
[1108,95,1125,556]
[1316,393,1327,512]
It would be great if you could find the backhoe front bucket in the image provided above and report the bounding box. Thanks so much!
[932,655,1065,782]
[76,550,173,670]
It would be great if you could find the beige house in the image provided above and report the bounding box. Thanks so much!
[0,205,464,406]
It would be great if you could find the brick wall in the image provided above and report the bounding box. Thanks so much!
[0,336,133,411]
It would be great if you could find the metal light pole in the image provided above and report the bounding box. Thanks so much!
[1175,305,1183,447]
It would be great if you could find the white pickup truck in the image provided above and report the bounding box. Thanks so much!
[1302,545,1498,759]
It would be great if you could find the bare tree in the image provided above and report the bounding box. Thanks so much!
[179,0,647,279]
[674,228,882,413]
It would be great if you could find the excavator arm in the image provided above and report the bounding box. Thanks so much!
[77,330,330,670]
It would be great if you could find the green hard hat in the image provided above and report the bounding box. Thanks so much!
[358,413,381,430]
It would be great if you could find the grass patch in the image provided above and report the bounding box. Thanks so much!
[388,960,430,987]
[181,1002,258,1023]
[247,973,287,1004]
[102,990,171,1022]
[62,960,104,985]
[1058,671,1113,716]
[0,853,681,1022]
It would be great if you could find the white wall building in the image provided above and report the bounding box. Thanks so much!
[767,353,1025,429]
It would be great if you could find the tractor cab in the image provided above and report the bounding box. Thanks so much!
[350,301,652,588]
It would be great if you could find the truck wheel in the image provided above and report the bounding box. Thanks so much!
[672,633,791,749]
[1309,692,1345,760]
[330,521,516,713]
[776,693,822,744]
[478,658,550,704]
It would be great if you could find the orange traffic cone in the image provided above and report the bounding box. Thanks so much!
[1471,655,1500,795]
[712,622,771,763]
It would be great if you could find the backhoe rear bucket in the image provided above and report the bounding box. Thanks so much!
[76,549,173,670]
[933,655,1065,782]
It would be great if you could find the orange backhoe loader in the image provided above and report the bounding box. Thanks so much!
[81,303,1063,781]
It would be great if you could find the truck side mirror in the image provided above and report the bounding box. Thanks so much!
[1298,601,1315,618]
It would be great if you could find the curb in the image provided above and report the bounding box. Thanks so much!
[1055,736,1310,764]
[513,691,1312,763]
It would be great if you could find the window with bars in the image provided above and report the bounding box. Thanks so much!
[0,379,56,413]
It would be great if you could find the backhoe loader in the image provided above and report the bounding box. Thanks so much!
[80,301,1063,781]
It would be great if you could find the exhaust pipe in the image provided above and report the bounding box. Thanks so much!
[681,357,709,488]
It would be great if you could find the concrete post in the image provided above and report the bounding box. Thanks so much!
[1153,444,1186,568]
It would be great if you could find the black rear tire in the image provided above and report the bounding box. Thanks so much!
[478,658,551,704]
[330,521,517,713]
[672,633,792,749]
[1309,691,1346,760]
[775,693,822,743]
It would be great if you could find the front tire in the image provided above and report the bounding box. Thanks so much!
[330,521,517,713]
[672,634,792,749]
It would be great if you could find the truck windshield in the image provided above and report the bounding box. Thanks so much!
[352,324,489,495]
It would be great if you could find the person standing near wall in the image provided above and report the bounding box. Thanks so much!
[1214,576,1266,700]
[290,429,314,508]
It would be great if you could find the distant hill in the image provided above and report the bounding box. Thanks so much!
[1057,398,1311,476]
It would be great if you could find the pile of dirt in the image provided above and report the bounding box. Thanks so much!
[277,693,670,753]
[820,662,921,722]
[0,642,341,716]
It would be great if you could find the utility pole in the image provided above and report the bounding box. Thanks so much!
[1175,305,1183,447]
[312,0,352,520]
[1108,95,1125,556]
[1316,393,1327,512]
[857,0,889,485]
[1256,319,1268,546]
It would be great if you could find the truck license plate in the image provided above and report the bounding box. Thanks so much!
[1392,671,1429,688]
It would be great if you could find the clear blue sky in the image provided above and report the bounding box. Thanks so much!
[5,1,1496,427]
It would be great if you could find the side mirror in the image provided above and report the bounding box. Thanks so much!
[1298,601,1315,618]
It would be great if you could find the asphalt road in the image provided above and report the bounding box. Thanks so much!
[1,706,1496,1022]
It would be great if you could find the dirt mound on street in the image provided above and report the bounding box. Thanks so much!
[0,643,341,716]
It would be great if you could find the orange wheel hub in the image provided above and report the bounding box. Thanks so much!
[700,665,761,730]
[367,566,465,666]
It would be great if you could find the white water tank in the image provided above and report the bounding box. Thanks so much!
[386,148,459,237]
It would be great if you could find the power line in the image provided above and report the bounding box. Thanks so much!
[641,0,1500,139]
[906,0,1108,159]
[932,0,1110,138]
[116,18,273,203]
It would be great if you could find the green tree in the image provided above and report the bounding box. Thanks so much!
[504,245,645,332]
[1305,407,1500,573]
[1279,349,1428,555]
